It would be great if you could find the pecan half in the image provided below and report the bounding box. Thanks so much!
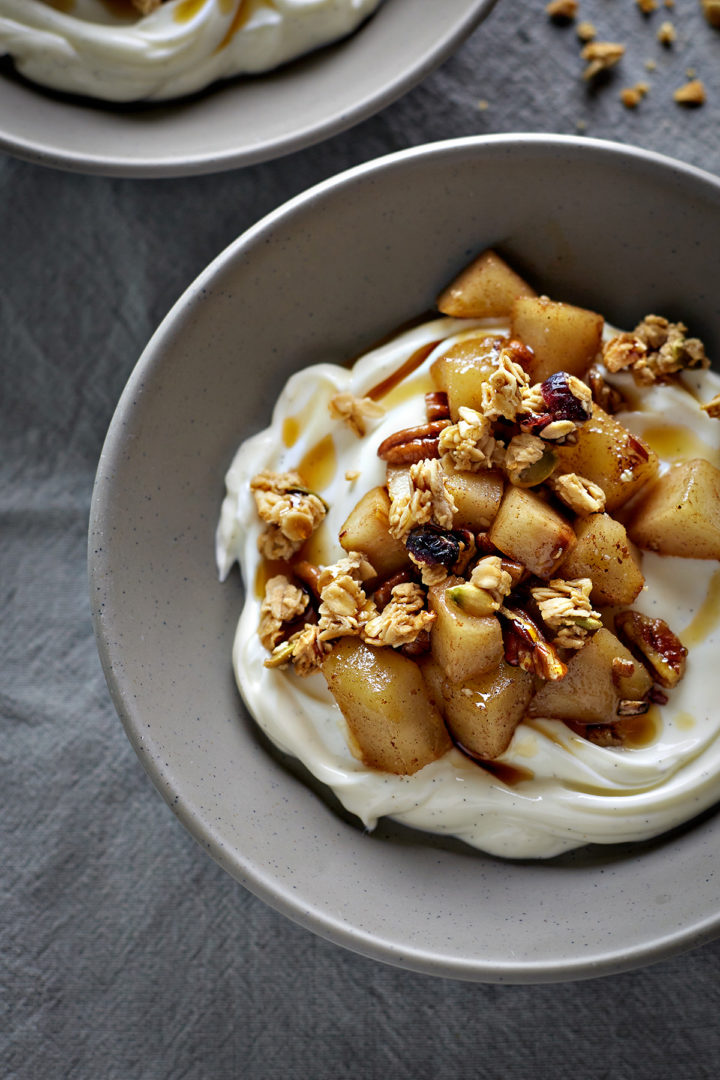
[614,611,687,688]
[587,365,626,414]
[499,605,567,681]
[377,420,450,465]
[425,391,450,422]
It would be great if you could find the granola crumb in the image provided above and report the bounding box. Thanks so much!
[344,470,360,483]
[686,67,697,78]
[531,578,601,650]
[657,20,676,44]
[575,20,596,42]
[621,87,643,108]
[673,79,706,105]
[438,406,504,473]
[328,391,384,437]
[477,99,490,111]
[549,472,606,515]
[362,583,435,649]
[702,0,720,28]
[645,58,657,71]
[388,458,457,540]
[576,118,588,131]
[582,42,626,80]
[258,575,309,651]
[546,0,578,18]
[636,0,658,11]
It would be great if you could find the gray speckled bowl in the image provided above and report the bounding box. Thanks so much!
[0,0,497,177]
[89,135,720,982]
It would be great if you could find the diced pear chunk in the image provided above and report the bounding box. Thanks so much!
[528,628,652,725]
[421,657,534,760]
[626,458,720,559]
[510,296,604,382]
[437,249,537,319]
[323,639,451,775]
[338,485,410,578]
[488,485,576,578]
[428,577,504,684]
[430,334,505,420]
[553,406,659,512]
[558,512,644,606]
[442,464,505,530]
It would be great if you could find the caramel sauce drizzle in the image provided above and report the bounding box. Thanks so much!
[214,0,275,51]
[366,341,442,401]
[680,567,720,649]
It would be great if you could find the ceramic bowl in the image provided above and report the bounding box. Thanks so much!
[0,0,497,178]
[89,135,720,982]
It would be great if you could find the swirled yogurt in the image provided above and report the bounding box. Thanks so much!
[0,0,382,102]
[217,315,720,859]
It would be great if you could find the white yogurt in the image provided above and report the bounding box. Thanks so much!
[0,0,382,102]
[217,316,720,859]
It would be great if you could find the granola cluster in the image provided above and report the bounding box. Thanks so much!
[251,470,327,560]
[603,315,709,386]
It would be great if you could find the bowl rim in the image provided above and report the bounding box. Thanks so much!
[0,0,498,178]
[90,133,720,981]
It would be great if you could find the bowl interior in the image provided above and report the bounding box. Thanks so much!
[0,0,495,177]
[90,135,720,981]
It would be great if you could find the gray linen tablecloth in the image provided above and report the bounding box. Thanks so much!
[3,2,720,1077]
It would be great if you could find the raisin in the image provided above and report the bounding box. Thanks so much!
[541,372,591,422]
[405,524,462,568]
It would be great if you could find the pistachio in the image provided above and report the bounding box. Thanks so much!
[447,583,497,618]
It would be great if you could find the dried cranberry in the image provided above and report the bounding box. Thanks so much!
[405,524,461,568]
[540,372,591,422]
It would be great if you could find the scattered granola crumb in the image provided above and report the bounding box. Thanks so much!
[344,470,360,483]
[702,0,720,28]
[438,406,504,473]
[621,86,643,108]
[576,118,588,131]
[546,0,579,19]
[504,433,547,484]
[259,575,309,651]
[657,20,676,44]
[477,99,489,111]
[576,20,597,42]
[328,391,384,437]
[469,556,513,610]
[686,67,697,78]
[636,0,658,12]
[674,78,706,105]
[549,472,606,515]
[531,578,601,650]
[251,469,327,560]
[362,583,435,649]
[388,458,457,540]
[665,0,675,7]
[603,315,709,384]
[645,58,657,71]
[581,42,625,80]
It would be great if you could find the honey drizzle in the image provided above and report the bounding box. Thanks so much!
[680,568,720,648]
[366,341,442,401]
[42,0,75,12]
[298,433,336,492]
[282,416,300,448]
[479,760,535,786]
[215,0,274,51]
[174,0,207,21]
[640,423,720,468]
